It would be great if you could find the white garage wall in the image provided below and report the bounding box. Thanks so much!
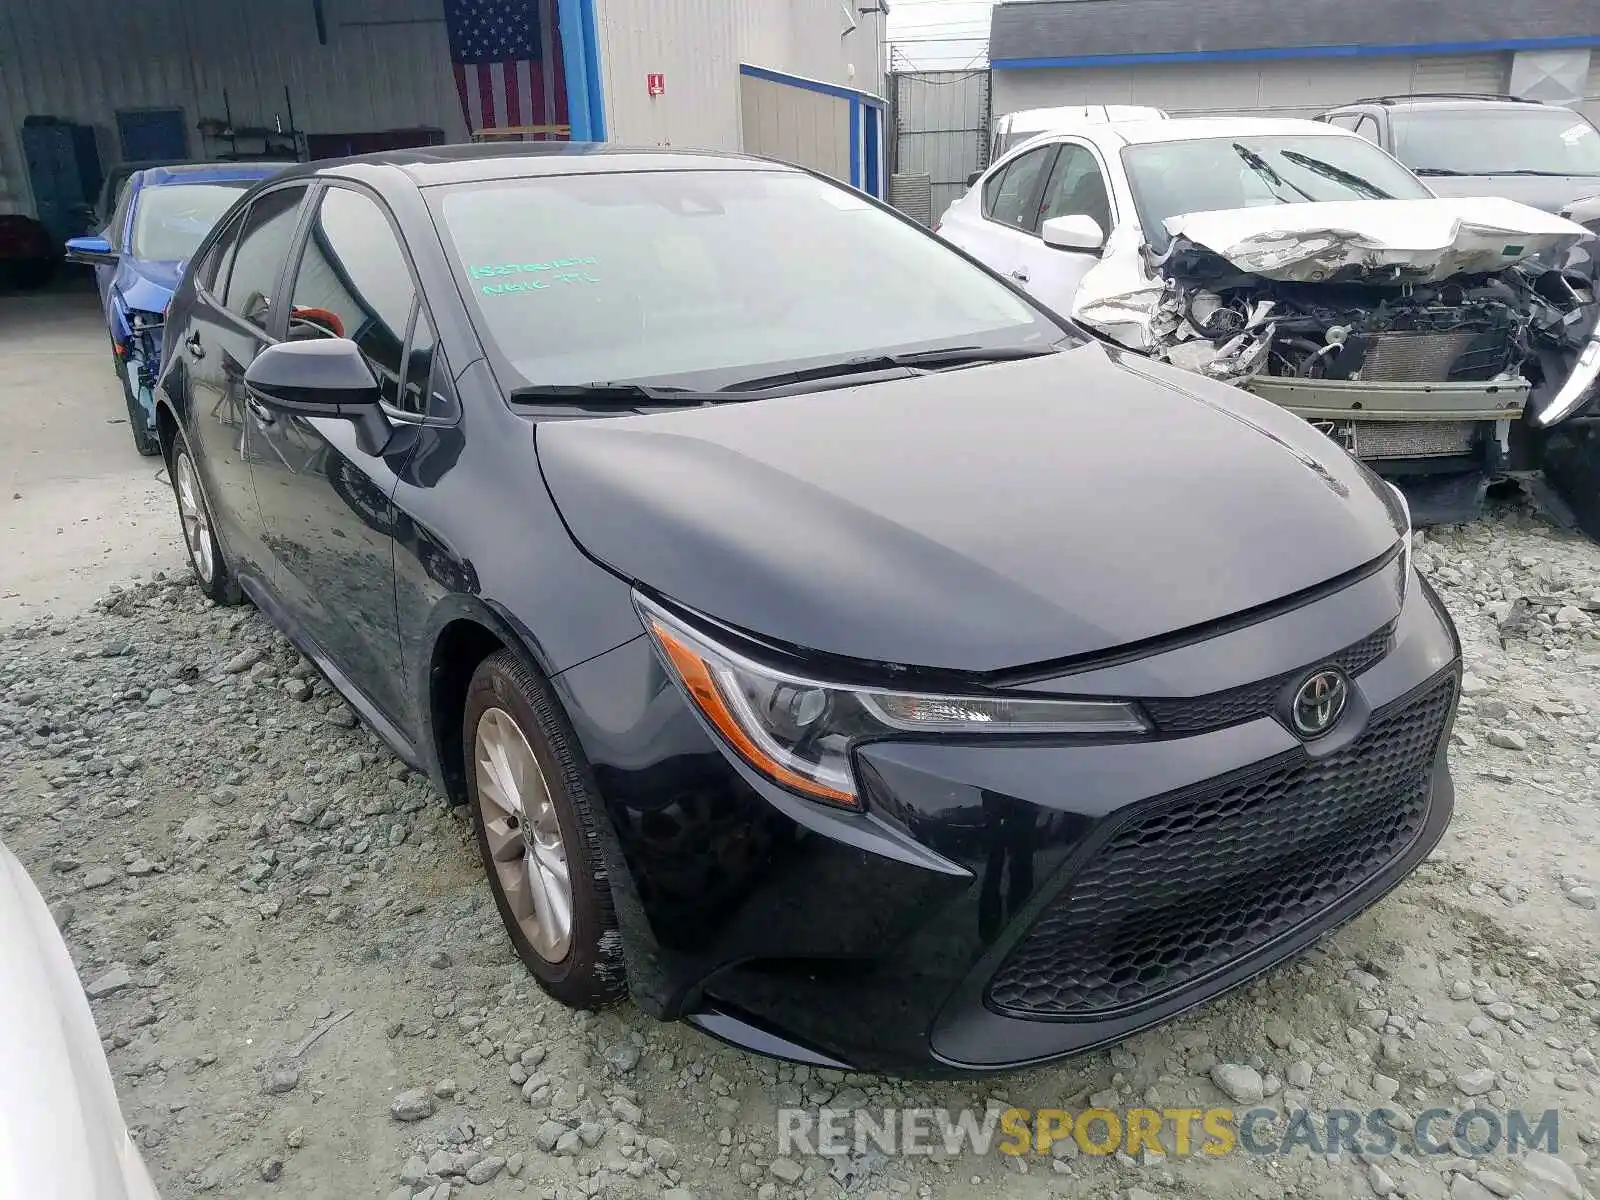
[990,53,1509,122]
[595,0,884,151]
[0,0,467,216]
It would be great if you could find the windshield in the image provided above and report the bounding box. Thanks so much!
[1121,134,1434,245]
[130,182,254,261]
[433,169,1066,390]
[1390,106,1600,176]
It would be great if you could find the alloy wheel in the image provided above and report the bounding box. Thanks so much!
[173,451,215,585]
[473,706,574,962]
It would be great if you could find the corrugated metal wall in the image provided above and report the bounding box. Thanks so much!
[889,70,988,224]
[0,0,468,216]
[739,74,850,180]
[595,0,743,149]
[594,0,884,153]
[991,54,1511,122]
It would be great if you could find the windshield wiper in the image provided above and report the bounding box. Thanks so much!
[1411,167,1470,176]
[1277,149,1394,199]
[1493,169,1600,177]
[507,382,724,408]
[1231,143,1315,203]
[718,345,1060,393]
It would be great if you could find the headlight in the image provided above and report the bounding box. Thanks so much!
[1386,481,1413,603]
[635,593,1149,809]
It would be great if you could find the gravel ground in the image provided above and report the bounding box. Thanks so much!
[2,501,1599,1200]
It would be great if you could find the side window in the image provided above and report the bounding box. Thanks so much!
[1037,144,1112,236]
[983,147,1055,230]
[287,186,418,410]
[109,183,136,250]
[399,307,437,416]
[224,185,309,329]
[198,207,248,297]
[1353,115,1381,144]
[1324,112,1360,132]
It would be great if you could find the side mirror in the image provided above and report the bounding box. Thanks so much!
[65,234,118,267]
[966,170,982,188]
[1041,214,1106,252]
[244,339,394,455]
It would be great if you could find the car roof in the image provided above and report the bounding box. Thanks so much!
[1329,94,1551,113]
[261,141,789,190]
[1001,105,1169,132]
[1074,116,1354,147]
[137,161,292,187]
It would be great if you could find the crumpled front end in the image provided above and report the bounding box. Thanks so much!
[1072,197,1600,530]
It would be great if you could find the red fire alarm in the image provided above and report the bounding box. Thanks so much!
[647,73,665,96]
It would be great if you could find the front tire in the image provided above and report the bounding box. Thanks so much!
[169,435,242,605]
[463,650,627,1009]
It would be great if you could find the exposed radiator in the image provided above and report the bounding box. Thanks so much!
[1348,420,1479,459]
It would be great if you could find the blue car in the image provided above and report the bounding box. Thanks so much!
[66,162,288,455]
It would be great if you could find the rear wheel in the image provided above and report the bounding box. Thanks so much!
[463,650,627,1009]
[169,436,241,605]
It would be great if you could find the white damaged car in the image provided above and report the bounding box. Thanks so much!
[0,840,162,1198]
[939,117,1600,534]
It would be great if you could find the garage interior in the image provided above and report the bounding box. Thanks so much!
[0,0,609,246]
[0,0,888,248]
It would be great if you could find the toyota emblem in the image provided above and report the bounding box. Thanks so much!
[1291,668,1349,737]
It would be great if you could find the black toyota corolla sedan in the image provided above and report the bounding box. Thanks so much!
[153,143,1460,1076]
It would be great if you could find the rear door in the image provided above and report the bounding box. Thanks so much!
[180,183,311,585]
[249,183,421,725]
[939,143,1058,285]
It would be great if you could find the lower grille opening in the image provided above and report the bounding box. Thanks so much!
[986,674,1456,1019]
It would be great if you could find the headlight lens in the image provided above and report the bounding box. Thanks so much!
[635,593,1149,809]
[1386,481,1413,602]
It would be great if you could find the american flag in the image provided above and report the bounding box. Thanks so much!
[444,0,567,133]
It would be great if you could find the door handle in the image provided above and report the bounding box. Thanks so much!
[244,392,276,426]
[185,332,205,359]
[1011,268,1030,283]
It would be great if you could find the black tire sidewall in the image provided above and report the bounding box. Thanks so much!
[463,650,624,1009]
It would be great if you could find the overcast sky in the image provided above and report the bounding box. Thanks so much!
[886,0,995,70]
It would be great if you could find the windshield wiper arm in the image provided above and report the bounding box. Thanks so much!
[718,344,1060,393]
[507,382,723,408]
[1231,143,1315,203]
[1277,149,1394,199]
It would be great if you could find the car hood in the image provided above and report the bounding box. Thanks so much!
[112,257,180,315]
[1158,196,1591,283]
[0,844,161,1200]
[1418,173,1600,215]
[536,344,1400,673]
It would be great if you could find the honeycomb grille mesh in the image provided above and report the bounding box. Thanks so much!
[1141,624,1393,736]
[986,675,1456,1019]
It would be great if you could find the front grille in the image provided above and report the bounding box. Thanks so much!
[1141,623,1392,736]
[1349,420,1479,460]
[987,674,1456,1019]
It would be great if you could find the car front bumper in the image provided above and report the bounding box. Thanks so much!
[554,559,1460,1076]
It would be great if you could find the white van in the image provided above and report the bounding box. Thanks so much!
[986,105,1170,167]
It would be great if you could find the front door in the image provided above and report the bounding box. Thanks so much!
[1013,141,1117,313]
[250,183,419,726]
[179,185,309,580]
